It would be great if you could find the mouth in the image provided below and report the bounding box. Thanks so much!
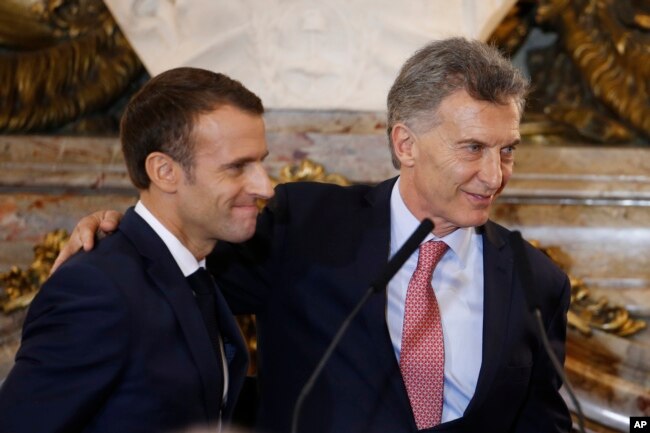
[464,191,494,206]
[233,204,259,214]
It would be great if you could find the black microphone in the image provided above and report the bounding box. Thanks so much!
[509,231,586,433]
[290,218,434,433]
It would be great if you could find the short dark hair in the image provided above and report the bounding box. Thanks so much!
[387,37,529,168]
[121,67,264,189]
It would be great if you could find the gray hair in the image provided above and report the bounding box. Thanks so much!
[387,37,530,168]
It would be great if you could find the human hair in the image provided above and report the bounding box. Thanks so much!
[387,37,529,168]
[121,67,264,189]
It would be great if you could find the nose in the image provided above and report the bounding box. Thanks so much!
[478,150,503,191]
[248,162,275,200]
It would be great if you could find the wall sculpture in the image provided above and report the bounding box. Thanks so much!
[490,0,650,144]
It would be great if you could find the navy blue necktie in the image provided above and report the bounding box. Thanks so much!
[186,268,223,363]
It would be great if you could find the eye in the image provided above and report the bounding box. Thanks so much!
[500,145,516,161]
[467,143,482,153]
[226,162,246,174]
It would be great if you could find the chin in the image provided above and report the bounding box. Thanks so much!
[461,213,490,228]
[229,226,257,243]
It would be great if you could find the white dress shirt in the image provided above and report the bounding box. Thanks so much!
[386,179,484,423]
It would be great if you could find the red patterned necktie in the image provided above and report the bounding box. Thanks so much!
[399,240,449,430]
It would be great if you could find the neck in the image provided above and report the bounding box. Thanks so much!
[398,173,459,238]
[140,192,215,261]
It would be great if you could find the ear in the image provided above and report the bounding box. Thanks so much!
[144,152,181,193]
[391,123,417,168]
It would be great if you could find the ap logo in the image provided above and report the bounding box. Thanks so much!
[631,417,650,432]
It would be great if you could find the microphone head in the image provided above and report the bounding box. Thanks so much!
[420,218,434,234]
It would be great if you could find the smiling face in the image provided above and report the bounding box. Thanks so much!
[171,105,274,254]
[394,89,521,237]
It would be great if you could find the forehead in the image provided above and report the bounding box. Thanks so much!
[194,105,264,137]
[431,90,521,142]
[192,105,267,155]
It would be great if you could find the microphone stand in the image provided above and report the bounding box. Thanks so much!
[509,231,586,433]
[290,219,434,433]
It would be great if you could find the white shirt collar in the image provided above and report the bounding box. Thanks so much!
[390,177,474,268]
[134,201,204,277]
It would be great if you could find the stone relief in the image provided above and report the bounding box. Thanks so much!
[103,0,517,110]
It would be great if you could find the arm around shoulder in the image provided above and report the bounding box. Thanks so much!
[50,209,123,274]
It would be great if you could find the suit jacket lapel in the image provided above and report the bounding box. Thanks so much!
[463,221,514,416]
[357,178,418,429]
[119,209,223,424]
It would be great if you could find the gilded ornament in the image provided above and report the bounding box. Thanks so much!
[531,0,650,142]
[0,229,68,313]
[0,0,143,132]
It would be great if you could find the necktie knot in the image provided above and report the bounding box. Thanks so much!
[416,240,448,280]
[187,268,215,296]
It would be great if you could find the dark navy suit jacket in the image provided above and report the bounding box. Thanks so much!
[210,177,572,433]
[0,208,248,433]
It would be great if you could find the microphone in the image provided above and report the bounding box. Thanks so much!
[290,218,434,433]
[509,231,586,433]
[370,218,434,292]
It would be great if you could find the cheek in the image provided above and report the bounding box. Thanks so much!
[211,179,241,202]
[444,161,476,187]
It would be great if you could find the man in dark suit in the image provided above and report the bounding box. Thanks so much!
[53,38,572,432]
[0,67,274,432]
[208,38,571,433]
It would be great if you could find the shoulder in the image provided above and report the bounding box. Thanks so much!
[485,220,568,283]
[56,229,141,281]
[485,221,560,268]
[39,231,144,315]
[22,247,137,351]
[485,220,570,307]
[274,181,374,202]
[270,178,394,214]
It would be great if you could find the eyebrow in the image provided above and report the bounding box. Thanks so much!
[456,137,521,147]
[222,150,270,168]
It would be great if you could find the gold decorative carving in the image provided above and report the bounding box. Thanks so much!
[532,240,647,337]
[271,159,351,187]
[532,0,650,142]
[489,0,650,144]
[488,1,535,56]
[0,0,142,132]
[0,229,68,313]
[569,277,646,337]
